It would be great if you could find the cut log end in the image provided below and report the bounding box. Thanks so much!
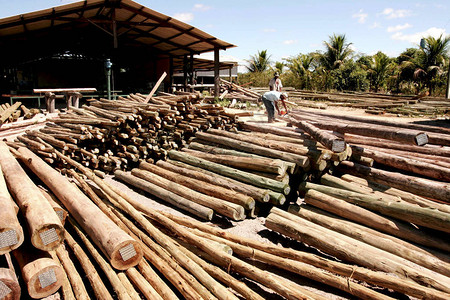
[110,240,144,270]
[25,259,64,299]
[0,228,24,255]
[0,269,20,300]
[415,133,429,146]
[31,225,65,252]
[331,140,346,153]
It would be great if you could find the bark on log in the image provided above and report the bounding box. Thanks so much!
[12,245,64,299]
[288,203,450,277]
[296,120,346,152]
[337,161,450,203]
[351,145,450,181]
[17,147,142,270]
[169,150,291,195]
[0,165,24,254]
[299,182,450,234]
[303,189,450,253]
[195,130,310,168]
[0,142,63,251]
[114,170,214,220]
[162,211,450,300]
[289,114,429,145]
[126,267,164,300]
[157,159,271,203]
[137,259,179,300]
[140,161,255,210]
[266,208,450,293]
[129,168,245,221]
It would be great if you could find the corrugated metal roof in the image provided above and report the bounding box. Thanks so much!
[0,0,235,57]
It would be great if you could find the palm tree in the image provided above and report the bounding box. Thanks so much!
[246,50,271,72]
[287,53,315,89]
[414,35,450,95]
[367,51,393,92]
[273,61,286,74]
[319,34,354,70]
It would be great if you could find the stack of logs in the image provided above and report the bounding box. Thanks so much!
[7,92,241,172]
[219,79,261,102]
[1,141,423,300]
[0,102,41,126]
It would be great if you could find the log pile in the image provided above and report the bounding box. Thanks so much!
[0,102,42,126]
[219,79,261,102]
[9,92,241,173]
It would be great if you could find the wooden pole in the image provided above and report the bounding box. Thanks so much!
[0,102,21,125]
[125,267,164,300]
[17,147,143,270]
[295,120,346,152]
[0,254,20,300]
[145,72,167,103]
[140,161,255,210]
[0,164,23,254]
[12,244,64,299]
[49,250,75,300]
[0,142,63,251]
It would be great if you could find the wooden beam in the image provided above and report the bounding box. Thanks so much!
[214,47,220,97]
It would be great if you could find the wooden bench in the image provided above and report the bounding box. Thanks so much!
[33,88,97,113]
[2,94,44,107]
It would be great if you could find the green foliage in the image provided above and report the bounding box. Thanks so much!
[237,33,450,96]
[246,50,271,72]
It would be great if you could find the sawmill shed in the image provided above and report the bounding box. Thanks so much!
[0,0,236,99]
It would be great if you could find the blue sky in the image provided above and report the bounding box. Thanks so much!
[1,0,449,70]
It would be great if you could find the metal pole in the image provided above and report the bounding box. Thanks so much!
[214,47,220,97]
[447,59,450,99]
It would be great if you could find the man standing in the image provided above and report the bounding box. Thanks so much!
[269,71,283,92]
[261,91,288,123]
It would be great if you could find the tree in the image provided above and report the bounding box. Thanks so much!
[273,61,286,74]
[415,35,450,95]
[287,54,315,89]
[319,34,354,70]
[246,50,271,72]
[367,51,393,92]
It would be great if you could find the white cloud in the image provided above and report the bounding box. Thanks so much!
[387,23,412,32]
[173,12,194,22]
[283,40,297,45]
[381,8,412,19]
[353,9,368,24]
[391,27,447,43]
[369,22,382,29]
[193,4,211,11]
[263,28,276,33]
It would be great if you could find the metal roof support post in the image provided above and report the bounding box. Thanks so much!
[189,53,194,91]
[229,67,232,83]
[169,56,174,93]
[214,47,220,97]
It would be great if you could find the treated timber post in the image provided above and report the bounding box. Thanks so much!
[0,142,64,251]
[0,254,20,300]
[17,147,143,270]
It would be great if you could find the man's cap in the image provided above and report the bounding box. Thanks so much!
[281,92,288,98]
[274,71,280,77]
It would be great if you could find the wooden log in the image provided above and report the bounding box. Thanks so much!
[0,142,64,251]
[344,133,450,157]
[288,203,450,277]
[351,145,450,181]
[12,244,64,299]
[49,250,75,300]
[55,245,89,300]
[266,208,450,293]
[68,218,132,300]
[199,129,311,167]
[303,189,450,253]
[299,182,450,234]
[0,254,20,300]
[182,148,288,176]
[38,187,68,225]
[129,169,246,221]
[157,160,271,203]
[0,102,22,125]
[117,272,141,300]
[337,161,450,203]
[162,211,450,300]
[140,161,255,210]
[340,174,450,214]
[0,164,24,254]
[125,267,164,300]
[191,227,394,300]
[295,120,346,152]
[17,147,142,270]
[145,72,167,103]
[137,259,178,300]
[289,114,429,146]
[114,170,214,220]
